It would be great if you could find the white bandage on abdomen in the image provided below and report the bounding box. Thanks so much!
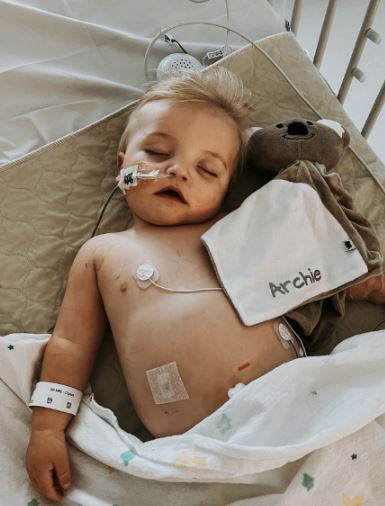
[146,362,189,405]
[29,381,83,415]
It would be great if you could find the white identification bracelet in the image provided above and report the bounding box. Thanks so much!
[29,381,83,415]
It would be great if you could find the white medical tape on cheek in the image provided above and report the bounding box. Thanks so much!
[29,381,83,415]
[117,165,139,193]
[146,361,189,405]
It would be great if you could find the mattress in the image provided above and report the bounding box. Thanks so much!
[1,31,384,337]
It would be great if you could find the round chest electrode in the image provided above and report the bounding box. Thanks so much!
[278,323,293,342]
[136,263,155,281]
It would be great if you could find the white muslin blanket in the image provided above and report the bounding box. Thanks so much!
[1,331,385,505]
[202,179,368,326]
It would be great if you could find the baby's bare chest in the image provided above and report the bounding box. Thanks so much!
[93,233,294,435]
[96,233,247,341]
[99,233,216,298]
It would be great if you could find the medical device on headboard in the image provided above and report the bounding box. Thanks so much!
[149,0,233,81]
[156,33,204,80]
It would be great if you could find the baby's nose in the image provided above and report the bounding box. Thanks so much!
[166,164,189,181]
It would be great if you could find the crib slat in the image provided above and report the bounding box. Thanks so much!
[313,0,338,69]
[361,81,385,138]
[290,0,303,35]
[337,0,381,104]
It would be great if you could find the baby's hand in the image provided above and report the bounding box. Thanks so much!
[347,274,385,305]
[26,429,71,503]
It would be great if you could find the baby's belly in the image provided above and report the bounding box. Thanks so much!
[111,293,296,437]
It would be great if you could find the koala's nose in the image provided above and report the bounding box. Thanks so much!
[287,121,309,136]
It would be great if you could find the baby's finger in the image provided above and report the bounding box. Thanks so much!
[54,452,71,491]
[37,469,64,503]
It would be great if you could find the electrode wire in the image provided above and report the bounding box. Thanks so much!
[149,277,223,293]
[90,184,120,238]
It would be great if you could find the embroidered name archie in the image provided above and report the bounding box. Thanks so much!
[269,268,322,298]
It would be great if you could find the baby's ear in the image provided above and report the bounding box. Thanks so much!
[117,152,125,170]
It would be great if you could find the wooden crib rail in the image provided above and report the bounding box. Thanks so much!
[336,0,382,104]
[312,0,337,69]
[362,81,385,138]
[287,0,383,137]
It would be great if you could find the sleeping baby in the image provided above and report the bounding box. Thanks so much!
[25,67,306,502]
[25,67,383,503]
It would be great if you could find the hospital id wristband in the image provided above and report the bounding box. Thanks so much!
[29,381,82,415]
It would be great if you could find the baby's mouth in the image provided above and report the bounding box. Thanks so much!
[155,187,187,204]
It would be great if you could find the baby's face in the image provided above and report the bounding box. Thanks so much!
[117,99,241,226]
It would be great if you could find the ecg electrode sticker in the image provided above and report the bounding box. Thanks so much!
[146,361,189,405]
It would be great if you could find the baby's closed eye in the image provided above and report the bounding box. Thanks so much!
[144,149,169,158]
[199,166,218,177]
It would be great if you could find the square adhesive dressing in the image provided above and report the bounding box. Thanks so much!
[146,361,189,405]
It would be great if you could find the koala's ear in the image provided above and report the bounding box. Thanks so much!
[317,119,346,138]
[245,126,263,141]
[317,119,350,148]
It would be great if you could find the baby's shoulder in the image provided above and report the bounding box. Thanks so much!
[83,231,130,247]
[77,232,135,265]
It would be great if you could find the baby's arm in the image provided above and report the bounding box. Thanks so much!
[26,238,107,502]
[347,274,385,305]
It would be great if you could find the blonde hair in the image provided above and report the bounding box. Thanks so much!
[118,67,255,176]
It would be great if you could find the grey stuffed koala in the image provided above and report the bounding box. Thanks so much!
[246,118,350,177]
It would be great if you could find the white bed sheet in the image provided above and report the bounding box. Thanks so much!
[0,0,284,164]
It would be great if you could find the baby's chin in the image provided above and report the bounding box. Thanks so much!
[132,210,220,227]
[138,216,200,227]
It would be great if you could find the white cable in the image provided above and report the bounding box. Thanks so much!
[149,277,222,293]
[224,0,230,56]
[188,0,229,57]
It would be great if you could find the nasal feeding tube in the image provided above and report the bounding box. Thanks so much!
[91,163,171,239]
[117,162,171,193]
